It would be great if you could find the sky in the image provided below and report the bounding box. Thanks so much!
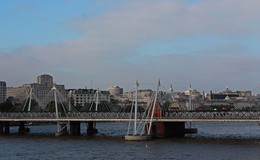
[1,0,260,93]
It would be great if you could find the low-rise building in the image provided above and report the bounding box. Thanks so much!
[112,89,153,106]
[107,86,123,96]
[68,89,110,107]
[185,89,202,99]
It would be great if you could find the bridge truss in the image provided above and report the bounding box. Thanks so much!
[1,111,260,122]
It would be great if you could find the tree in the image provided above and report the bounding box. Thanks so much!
[0,101,14,112]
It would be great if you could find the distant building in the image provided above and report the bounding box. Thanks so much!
[173,92,188,100]
[200,87,256,109]
[7,86,27,104]
[206,87,251,100]
[0,81,6,103]
[107,86,123,96]
[7,74,66,107]
[68,89,110,107]
[207,92,239,100]
[112,89,153,106]
[184,89,202,99]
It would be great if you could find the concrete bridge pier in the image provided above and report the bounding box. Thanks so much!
[70,121,81,135]
[55,122,68,136]
[18,121,26,134]
[0,122,10,134]
[18,121,30,134]
[149,122,196,137]
[4,121,10,134]
[87,121,98,135]
[0,122,3,134]
[163,122,186,137]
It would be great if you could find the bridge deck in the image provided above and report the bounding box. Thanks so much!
[1,111,260,122]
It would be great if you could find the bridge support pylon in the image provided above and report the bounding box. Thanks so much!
[87,121,98,135]
[55,122,69,136]
[18,121,25,134]
[147,122,197,137]
[70,121,81,135]
[4,121,10,134]
[0,122,10,134]
[162,122,186,137]
[18,121,30,134]
[0,122,3,134]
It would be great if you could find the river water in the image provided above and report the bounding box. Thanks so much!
[1,122,260,160]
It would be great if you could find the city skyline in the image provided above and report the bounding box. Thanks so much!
[1,0,260,93]
[2,74,255,95]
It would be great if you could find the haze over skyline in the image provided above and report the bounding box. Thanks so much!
[1,0,260,93]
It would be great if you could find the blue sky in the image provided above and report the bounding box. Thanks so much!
[1,0,260,93]
[0,0,100,51]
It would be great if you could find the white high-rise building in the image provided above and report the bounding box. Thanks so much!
[0,81,6,103]
[7,74,66,107]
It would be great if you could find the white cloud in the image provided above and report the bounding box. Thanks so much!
[2,0,260,92]
[69,0,260,39]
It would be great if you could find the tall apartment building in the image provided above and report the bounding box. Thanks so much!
[68,89,110,107]
[7,74,66,108]
[0,81,6,103]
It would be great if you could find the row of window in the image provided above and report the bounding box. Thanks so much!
[76,94,109,97]
[75,98,109,100]
[75,96,109,98]
[75,99,108,102]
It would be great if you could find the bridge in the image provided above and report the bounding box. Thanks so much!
[1,111,260,122]
[1,81,260,138]
[1,110,260,137]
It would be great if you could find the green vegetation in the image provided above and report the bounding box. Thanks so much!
[44,101,67,112]
[0,101,22,112]
[0,101,14,112]
[20,99,39,112]
[121,105,145,113]
[79,101,118,112]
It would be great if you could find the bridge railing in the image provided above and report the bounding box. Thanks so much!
[1,111,260,121]
[163,111,260,120]
[0,112,141,120]
[0,112,57,120]
[68,112,132,119]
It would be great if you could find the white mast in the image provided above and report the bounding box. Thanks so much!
[52,86,60,132]
[95,88,99,112]
[189,84,192,111]
[134,81,139,135]
[188,84,192,128]
[28,88,32,112]
[68,90,72,112]
[169,84,174,101]
[148,79,160,135]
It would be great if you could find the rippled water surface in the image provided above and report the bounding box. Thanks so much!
[1,122,260,160]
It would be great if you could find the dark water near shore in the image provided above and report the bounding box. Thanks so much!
[1,122,260,160]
